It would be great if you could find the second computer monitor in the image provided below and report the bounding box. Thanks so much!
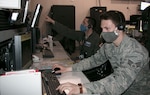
[30,4,42,28]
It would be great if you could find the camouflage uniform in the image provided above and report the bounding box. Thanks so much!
[72,34,150,95]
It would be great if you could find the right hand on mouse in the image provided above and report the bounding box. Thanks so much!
[52,64,72,74]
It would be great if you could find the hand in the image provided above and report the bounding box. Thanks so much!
[45,16,55,24]
[56,82,80,95]
[52,64,72,74]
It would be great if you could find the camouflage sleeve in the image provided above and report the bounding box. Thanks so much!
[72,44,108,71]
[82,41,149,95]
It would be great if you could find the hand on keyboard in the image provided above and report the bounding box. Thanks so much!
[41,69,66,95]
[56,82,81,95]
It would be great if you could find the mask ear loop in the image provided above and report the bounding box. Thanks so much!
[114,27,119,35]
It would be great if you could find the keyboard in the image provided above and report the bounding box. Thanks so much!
[42,49,54,58]
[41,69,66,95]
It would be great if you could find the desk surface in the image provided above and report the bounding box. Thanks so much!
[32,41,74,69]
[32,41,89,84]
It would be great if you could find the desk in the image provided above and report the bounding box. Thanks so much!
[32,41,74,69]
[0,41,89,95]
[32,41,90,84]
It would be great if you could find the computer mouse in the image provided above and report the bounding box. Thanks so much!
[54,67,60,71]
[53,68,61,75]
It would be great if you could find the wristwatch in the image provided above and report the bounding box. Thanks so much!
[78,83,83,94]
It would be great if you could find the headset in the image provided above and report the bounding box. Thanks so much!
[114,11,126,30]
[88,24,92,29]
[86,17,96,29]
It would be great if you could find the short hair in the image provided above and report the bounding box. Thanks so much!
[100,10,126,30]
[85,16,96,29]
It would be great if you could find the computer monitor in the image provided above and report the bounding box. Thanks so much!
[9,11,21,25]
[12,34,32,70]
[0,33,32,71]
[140,2,150,11]
[31,28,41,53]
[0,0,21,9]
[30,4,42,53]
[9,0,29,25]
[22,0,29,23]
[11,12,19,22]
[30,4,42,28]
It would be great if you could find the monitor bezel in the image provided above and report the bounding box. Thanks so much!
[22,0,29,23]
[13,34,32,70]
[30,4,42,28]
[140,1,150,11]
[0,0,21,9]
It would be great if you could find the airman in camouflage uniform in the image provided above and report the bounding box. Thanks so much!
[72,34,149,95]
[53,10,150,95]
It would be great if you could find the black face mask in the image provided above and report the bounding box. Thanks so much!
[101,30,118,43]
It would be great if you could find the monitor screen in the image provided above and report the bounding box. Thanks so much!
[29,4,42,53]
[9,10,24,25]
[30,4,42,28]
[140,2,150,10]
[22,0,29,23]
[0,0,21,9]
[11,12,19,21]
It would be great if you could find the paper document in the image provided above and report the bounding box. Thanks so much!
[0,69,42,95]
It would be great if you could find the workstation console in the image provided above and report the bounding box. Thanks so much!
[0,7,32,71]
[0,1,91,95]
[0,0,42,72]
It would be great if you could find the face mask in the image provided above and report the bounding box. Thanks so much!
[101,30,118,43]
[80,24,88,32]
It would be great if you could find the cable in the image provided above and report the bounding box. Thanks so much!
[99,0,101,6]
